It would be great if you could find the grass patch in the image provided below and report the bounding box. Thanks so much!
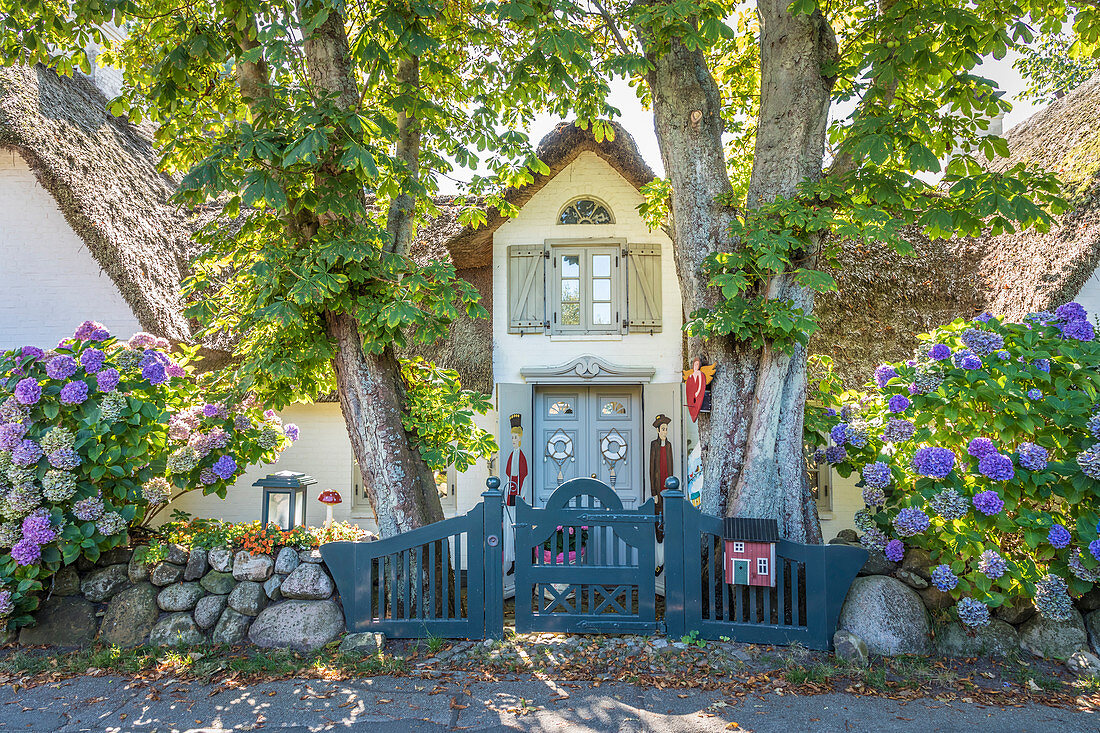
[0,644,408,682]
[783,661,838,685]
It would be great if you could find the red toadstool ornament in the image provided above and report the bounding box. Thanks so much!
[318,490,342,527]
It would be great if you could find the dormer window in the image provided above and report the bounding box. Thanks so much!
[559,198,613,225]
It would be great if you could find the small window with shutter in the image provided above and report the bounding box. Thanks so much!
[508,239,663,336]
[626,244,662,332]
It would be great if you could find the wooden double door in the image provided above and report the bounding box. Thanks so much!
[533,386,643,509]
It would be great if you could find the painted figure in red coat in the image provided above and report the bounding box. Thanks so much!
[505,413,527,506]
[649,414,674,542]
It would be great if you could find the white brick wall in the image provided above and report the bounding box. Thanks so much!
[492,152,683,385]
[0,152,142,349]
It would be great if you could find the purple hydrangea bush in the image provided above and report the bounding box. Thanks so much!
[811,304,1100,624]
[0,322,298,628]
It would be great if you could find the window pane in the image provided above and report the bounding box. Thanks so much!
[592,302,612,325]
[561,302,581,325]
[549,400,574,415]
[601,400,626,416]
[592,254,611,277]
[560,199,612,224]
[561,278,580,301]
[561,255,580,277]
[592,278,611,301]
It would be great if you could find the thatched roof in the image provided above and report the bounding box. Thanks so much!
[977,71,1100,320]
[445,121,656,268]
[816,72,1100,388]
[406,197,493,394]
[811,230,987,387]
[0,64,194,341]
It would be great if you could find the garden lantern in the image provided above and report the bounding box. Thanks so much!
[254,471,316,530]
[318,490,342,526]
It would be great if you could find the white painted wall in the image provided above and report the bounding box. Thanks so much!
[492,152,683,385]
[1073,265,1100,323]
[820,470,861,540]
[0,152,142,349]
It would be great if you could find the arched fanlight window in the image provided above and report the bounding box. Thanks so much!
[558,197,614,225]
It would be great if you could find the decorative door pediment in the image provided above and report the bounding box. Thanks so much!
[520,355,656,384]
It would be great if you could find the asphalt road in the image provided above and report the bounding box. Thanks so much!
[0,675,1092,732]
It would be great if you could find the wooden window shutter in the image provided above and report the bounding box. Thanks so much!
[508,245,547,333]
[626,244,662,332]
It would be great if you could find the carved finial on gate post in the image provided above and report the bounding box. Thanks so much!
[484,476,502,495]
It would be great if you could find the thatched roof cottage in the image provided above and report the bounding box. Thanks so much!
[3,62,1099,548]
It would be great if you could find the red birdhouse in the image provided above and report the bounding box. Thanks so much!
[723,518,779,588]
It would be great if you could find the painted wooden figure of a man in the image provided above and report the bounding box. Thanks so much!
[649,414,674,542]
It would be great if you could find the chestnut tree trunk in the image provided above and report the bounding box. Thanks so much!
[643,2,836,542]
[300,9,443,537]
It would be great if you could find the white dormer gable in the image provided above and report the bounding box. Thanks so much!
[491,150,682,386]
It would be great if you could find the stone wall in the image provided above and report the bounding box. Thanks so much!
[831,529,1100,675]
[16,544,348,651]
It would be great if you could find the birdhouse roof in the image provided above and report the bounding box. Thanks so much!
[723,517,780,543]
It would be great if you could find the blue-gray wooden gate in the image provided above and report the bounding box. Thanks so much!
[321,482,504,639]
[662,480,866,650]
[324,476,864,649]
[513,478,660,634]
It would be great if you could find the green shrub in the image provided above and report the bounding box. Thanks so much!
[813,304,1100,626]
[0,322,294,627]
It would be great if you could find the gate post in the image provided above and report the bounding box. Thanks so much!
[482,477,505,640]
[662,477,687,639]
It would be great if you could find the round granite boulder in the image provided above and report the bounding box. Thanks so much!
[150,613,205,646]
[194,594,228,630]
[248,600,344,651]
[1018,609,1087,660]
[838,575,932,656]
[157,582,205,612]
[934,620,1019,658]
[80,564,130,602]
[98,583,160,647]
[279,563,334,600]
[18,596,98,647]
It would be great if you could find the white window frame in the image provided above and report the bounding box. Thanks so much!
[757,558,769,575]
[732,541,745,554]
[546,240,625,336]
[806,434,833,513]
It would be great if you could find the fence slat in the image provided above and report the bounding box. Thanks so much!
[429,541,437,618]
[442,536,451,621]
[777,558,786,626]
